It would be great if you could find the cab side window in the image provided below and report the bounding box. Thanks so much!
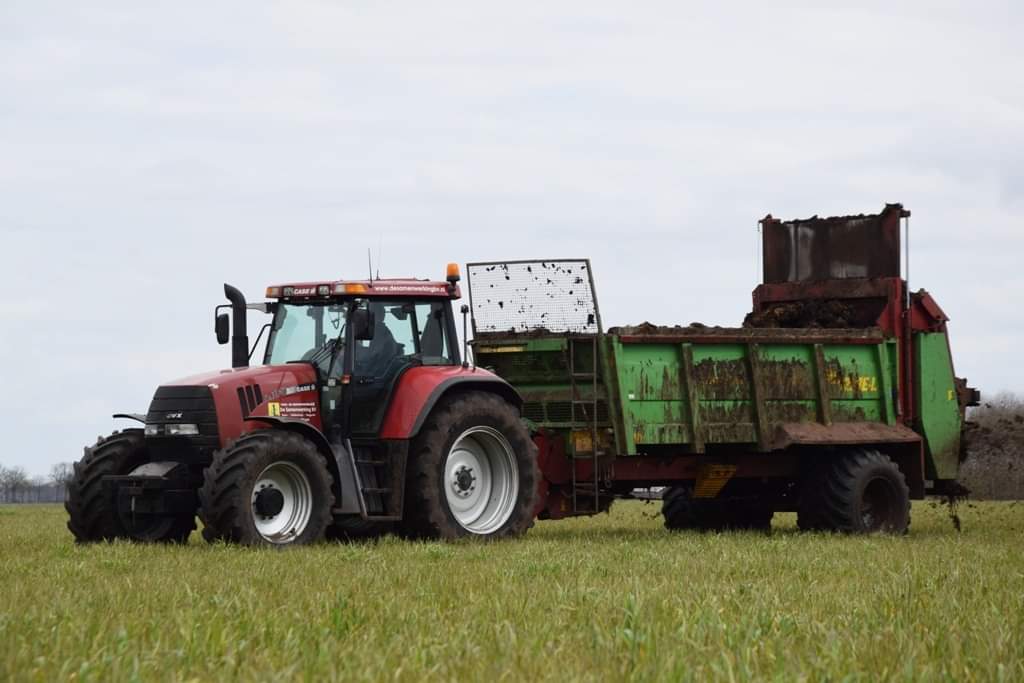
[353,302,415,378]
[416,302,450,364]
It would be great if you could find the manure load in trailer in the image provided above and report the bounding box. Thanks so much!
[467,204,978,534]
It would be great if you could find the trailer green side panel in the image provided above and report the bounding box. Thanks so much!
[474,332,901,456]
[609,337,899,454]
[915,332,962,479]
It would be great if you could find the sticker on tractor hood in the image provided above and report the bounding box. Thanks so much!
[268,401,317,419]
[265,383,316,401]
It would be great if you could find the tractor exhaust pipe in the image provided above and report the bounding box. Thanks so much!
[224,283,249,369]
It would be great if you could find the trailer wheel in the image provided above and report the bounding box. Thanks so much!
[662,486,705,530]
[199,430,333,546]
[66,430,195,543]
[798,448,910,534]
[663,486,772,532]
[400,391,538,540]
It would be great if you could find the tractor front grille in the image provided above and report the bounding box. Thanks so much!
[145,386,221,451]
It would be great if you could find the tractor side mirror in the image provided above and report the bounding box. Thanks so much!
[215,313,230,345]
[352,309,376,341]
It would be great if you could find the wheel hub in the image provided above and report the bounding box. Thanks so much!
[451,465,476,498]
[250,461,313,543]
[254,486,285,517]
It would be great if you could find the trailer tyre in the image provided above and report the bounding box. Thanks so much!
[663,486,772,532]
[66,430,195,544]
[401,391,538,540]
[662,486,705,530]
[798,448,910,534]
[199,430,333,546]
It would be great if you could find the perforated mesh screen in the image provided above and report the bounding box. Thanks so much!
[467,260,600,335]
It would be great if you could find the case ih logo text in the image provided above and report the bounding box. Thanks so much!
[166,412,183,420]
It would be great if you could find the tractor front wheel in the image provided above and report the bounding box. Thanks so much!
[199,431,333,546]
[66,430,195,543]
[401,392,538,540]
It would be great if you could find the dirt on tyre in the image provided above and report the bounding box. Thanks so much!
[66,429,195,543]
[199,430,334,547]
[400,391,538,540]
[797,448,910,534]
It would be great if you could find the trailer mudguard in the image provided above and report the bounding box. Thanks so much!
[377,366,522,440]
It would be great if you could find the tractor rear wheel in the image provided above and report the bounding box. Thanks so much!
[199,430,333,546]
[797,448,910,534]
[66,430,195,543]
[400,391,538,540]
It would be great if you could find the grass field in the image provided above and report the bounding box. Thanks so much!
[1,502,1022,682]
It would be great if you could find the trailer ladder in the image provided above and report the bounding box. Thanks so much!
[569,335,601,514]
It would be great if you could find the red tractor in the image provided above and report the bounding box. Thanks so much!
[66,265,539,546]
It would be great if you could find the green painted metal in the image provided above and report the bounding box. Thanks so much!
[914,332,962,479]
[474,333,902,456]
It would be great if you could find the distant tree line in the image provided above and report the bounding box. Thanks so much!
[0,463,72,503]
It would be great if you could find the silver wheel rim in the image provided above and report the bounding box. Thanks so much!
[251,461,313,544]
[444,426,519,535]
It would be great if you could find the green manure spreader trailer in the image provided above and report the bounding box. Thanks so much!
[467,204,978,534]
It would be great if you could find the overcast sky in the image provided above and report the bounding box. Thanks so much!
[2,2,1022,476]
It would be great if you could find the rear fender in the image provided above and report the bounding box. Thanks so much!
[378,367,522,440]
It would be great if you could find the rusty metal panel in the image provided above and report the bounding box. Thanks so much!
[771,421,921,449]
[761,204,908,284]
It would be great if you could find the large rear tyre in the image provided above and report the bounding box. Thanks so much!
[797,448,910,534]
[400,392,538,540]
[66,430,195,543]
[199,431,333,547]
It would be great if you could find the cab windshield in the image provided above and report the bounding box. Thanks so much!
[264,303,346,373]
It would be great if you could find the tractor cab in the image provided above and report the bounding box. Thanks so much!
[233,271,465,440]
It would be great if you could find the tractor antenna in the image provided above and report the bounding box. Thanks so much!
[376,236,383,280]
[367,248,373,285]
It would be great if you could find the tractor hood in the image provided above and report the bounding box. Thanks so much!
[157,363,322,445]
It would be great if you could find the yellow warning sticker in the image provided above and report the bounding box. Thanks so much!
[268,402,281,417]
[693,464,737,499]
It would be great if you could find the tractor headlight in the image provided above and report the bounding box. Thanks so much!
[165,423,199,436]
[144,424,160,436]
